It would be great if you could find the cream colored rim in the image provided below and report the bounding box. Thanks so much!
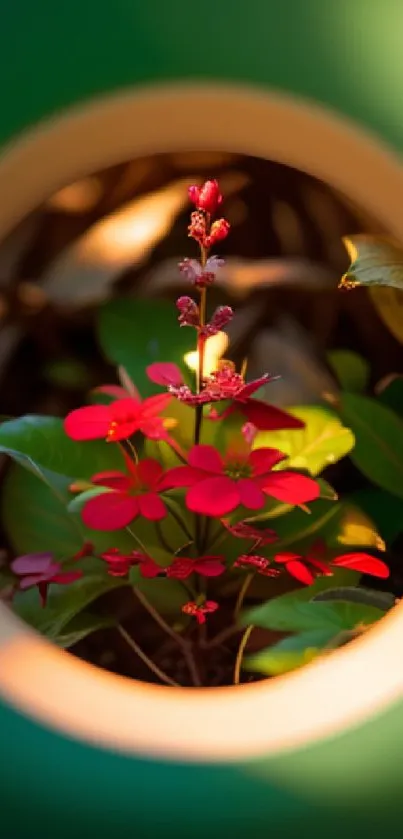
[0,82,403,762]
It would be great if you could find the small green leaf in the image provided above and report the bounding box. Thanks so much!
[341,235,403,291]
[313,586,396,611]
[338,393,403,501]
[97,298,193,397]
[52,612,115,648]
[13,559,128,638]
[67,486,111,513]
[254,406,354,477]
[327,350,370,393]
[0,415,123,480]
[243,630,333,676]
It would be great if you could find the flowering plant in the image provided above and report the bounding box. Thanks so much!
[0,181,395,686]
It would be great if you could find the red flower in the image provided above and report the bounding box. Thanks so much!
[182,600,219,624]
[161,443,319,517]
[188,180,223,215]
[234,554,280,577]
[64,393,172,443]
[176,296,199,327]
[82,457,167,531]
[273,542,390,585]
[146,360,303,431]
[11,552,82,607]
[167,556,225,579]
[101,548,162,578]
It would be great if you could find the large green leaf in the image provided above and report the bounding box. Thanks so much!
[338,393,403,500]
[377,375,403,417]
[327,350,370,393]
[1,463,135,558]
[0,415,123,480]
[242,595,384,633]
[340,235,403,291]
[313,586,396,611]
[97,298,193,397]
[254,406,354,477]
[241,572,358,629]
[243,629,335,676]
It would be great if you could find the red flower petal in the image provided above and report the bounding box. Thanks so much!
[140,392,173,417]
[249,447,287,476]
[186,476,240,516]
[91,471,132,491]
[82,492,139,530]
[167,558,194,579]
[159,465,201,490]
[139,558,164,578]
[138,492,167,521]
[195,557,226,577]
[188,445,223,474]
[11,553,56,575]
[261,471,319,504]
[236,375,274,400]
[92,385,132,400]
[52,571,83,585]
[332,553,389,578]
[285,559,315,585]
[64,405,111,441]
[240,400,304,431]
[237,478,265,510]
[273,552,302,565]
[147,362,184,387]
[136,458,164,489]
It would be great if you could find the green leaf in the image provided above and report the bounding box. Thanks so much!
[370,287,403,344]
[243,630,334,676]
[341,235,403,291]
[52,612,115,648]
[327,350,370,393]
[338,393,403,501]
[67,486,111,513]
[241,578,383,632]
[348,487,403,544]
[13,558,128,638]
[377,375,403,417]
[254,406,354,477]
[97,298,193,397]
[0,415,123,480]
[269,497,384,553]
[43,359,92,391]
[313,586,396,611]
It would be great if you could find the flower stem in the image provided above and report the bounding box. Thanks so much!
[234,625,254,685]
[234,573,254,620]
[165,498,193,541]
[132,586,202,686]
[202,623,241,650]
[117,625,179,687]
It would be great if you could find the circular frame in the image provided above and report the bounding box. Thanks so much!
[1,82,403,763]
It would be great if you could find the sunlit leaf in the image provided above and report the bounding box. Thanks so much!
[254,406,354,477]
[97,298,193,397]
[370,287,403,344]
[327,350,370,393]
[340,235,403,291]
[348,487,403,544]
[268,498,384,553]
[243,630,333,676]
[338,393,403,501]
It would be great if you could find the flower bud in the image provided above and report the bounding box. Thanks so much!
[188,180,223,215]
[176,295,199,327]
[201,305,233,337]
[205,218,230,247]
[188,210,206,244]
